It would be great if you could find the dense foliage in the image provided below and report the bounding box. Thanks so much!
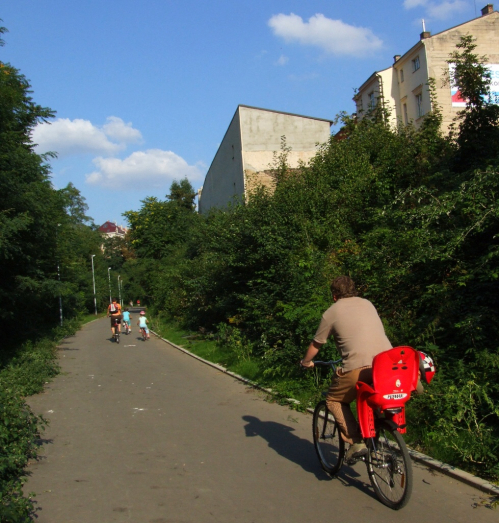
[0,318,81,522]
[0,25,124,520]
[124,37,499,479]
[0,40,112,339]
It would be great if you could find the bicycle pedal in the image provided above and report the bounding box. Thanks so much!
[345,455,366,465]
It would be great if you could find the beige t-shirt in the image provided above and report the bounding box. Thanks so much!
[313,296,392,373]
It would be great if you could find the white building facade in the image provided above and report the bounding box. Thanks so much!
[354,5,499,132]
[198,105,332,214]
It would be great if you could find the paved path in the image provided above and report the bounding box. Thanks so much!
[26,317,497,522]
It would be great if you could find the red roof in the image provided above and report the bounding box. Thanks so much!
[98,221,127,235]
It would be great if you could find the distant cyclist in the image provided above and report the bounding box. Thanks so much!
[122,308,132,333]
[107,298,122,339]
[137,311,150,339]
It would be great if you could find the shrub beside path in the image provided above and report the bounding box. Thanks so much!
[25,318,497,522]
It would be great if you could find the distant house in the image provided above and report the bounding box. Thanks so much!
[354,4,499,132]
[198,105,332,214]
[98,221,128,238]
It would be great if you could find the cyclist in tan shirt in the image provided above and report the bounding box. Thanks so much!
[301,276,392,461]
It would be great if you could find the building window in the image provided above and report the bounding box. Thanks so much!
[412,56,420,72]
[416,92,424,117]
[403,103,408,125]
[368,91,376,110]
[400,69,404,83]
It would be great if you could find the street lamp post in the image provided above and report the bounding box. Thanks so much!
[91,255,97,315]
[108,267,112,303]
[118,275,121,308]
[57,223,63,327]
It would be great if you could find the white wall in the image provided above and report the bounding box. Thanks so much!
[198,109,244,214]
[199,106,332,213]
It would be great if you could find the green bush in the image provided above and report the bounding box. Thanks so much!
[0,317,80,521]
[123,37,499,480]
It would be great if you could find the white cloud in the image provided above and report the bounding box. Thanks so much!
[85,149,203,189]
[403,0,468,20]
[268,13,383,57]
[102,116,143,144]
[276,54,289,66]
[427,1,468,19]
[32,116,142,157]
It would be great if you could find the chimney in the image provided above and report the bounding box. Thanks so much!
[420,31,431,40]
[393,55,401,63]
[481,4,494,15]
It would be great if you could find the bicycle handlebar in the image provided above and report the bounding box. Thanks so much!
[310,359,343,371]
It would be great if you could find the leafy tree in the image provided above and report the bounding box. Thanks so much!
[123,35,499,479]
[0,41,105,335]
[167,178,197,210]
[0,55,59,331]
[447,35,499,169]
[59,182,92,225]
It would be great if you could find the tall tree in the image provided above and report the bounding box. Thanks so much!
[448,35,499,169]
[167,178,196,210]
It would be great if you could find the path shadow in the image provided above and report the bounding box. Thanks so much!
[57,339,79,351]
[34,438,54,447]
[242,415,375,498]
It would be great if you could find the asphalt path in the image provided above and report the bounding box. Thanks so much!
[25,316,497,522]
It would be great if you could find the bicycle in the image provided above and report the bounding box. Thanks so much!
[112,317,121,344]
[140,327,148,341]
[312,346,419,510]
[123,321,130,335]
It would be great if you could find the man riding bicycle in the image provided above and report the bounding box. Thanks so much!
[107,298,122,339]
[300,276,392,461]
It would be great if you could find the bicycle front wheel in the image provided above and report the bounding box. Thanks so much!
[312,400,344,476]
[367,421,413,510]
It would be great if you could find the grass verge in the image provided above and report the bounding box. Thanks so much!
[150,316,499,493]
[149,316,330,409]
[0,316,82,523]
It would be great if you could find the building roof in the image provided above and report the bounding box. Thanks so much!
[392,8,498,68]
[238,104,334,125]
[354,66,393,99]
[98,221,127,235]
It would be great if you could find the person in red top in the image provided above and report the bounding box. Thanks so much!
[107,298,122,338]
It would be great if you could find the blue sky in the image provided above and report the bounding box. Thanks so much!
[1,0,485,226]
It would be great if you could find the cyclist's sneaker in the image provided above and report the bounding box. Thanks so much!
[345,442,368,462]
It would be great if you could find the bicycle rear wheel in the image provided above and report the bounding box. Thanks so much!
[142,328,147,341]
[312,400,344,476]
[366,421,413,510]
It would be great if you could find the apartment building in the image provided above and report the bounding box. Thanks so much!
[198,105,332,214]
[354,4,499,132]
